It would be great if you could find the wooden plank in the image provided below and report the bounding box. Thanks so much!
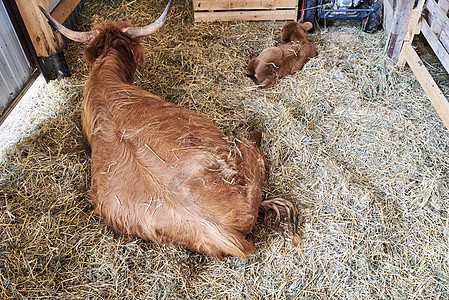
[193,0,297,11]
[424,0,449,27]
[429,0,449,36]
[404,43,449,131]
[441,29,449,53]
[438,0,449,10]
[15,0,64,57]
[397,0,425,66]
[383,0,394,34]
[426,0,449,35]
[51,0,81,24]
[421,18,449,74]
[386,0,415,61]
[194,9,297,22]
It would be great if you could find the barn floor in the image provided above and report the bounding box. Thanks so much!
[0,75,66,160]
[1,0,449,298]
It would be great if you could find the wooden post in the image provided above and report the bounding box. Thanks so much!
[15,0,70,80]
[397,0,425,66]
[383,0,394,34]
[385,0,415,61]
[52,0,82,23]
[403,43,449,130]
[15,0,63,57]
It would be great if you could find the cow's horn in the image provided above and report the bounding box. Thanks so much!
[122,0,172,38]
[38,5,99,43]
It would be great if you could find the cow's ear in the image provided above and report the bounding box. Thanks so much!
[131,42,145,67]
[84,46,99,65]
[301,22,313,32]
[281,22,296,42]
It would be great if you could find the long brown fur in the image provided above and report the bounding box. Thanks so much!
[82,22,267,258]
[247,21,317,88]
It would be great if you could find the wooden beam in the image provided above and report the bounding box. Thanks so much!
[51,0,81,24]
[14,0,64,57]
[403,43,449,130]
[421,18,449,74]
[428,0,449,38]
[397,0,425,66]
[385,0,415,61]
[441,29,449,53]
[15,0,72,80]
[383,0,394,34]
[427,0,449,33]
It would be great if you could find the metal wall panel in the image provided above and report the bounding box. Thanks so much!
[0,0,32,111]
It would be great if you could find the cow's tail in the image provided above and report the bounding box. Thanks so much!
[259,197,302,234]
[196,220,255,259]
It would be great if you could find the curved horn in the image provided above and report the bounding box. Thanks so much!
[122,0,172,38]
[38,5,99,43]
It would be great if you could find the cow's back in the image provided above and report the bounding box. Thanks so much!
[87,86,265,258]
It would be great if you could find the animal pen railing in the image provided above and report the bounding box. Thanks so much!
[385,0,449,130]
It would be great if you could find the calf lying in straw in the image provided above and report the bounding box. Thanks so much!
[248,21,317,88]
[40,1,298,258]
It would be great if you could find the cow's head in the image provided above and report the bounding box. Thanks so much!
[39,0,171,67]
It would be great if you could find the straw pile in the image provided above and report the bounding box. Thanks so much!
[1,0,449,298]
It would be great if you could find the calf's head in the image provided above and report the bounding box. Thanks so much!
[281,21,313,43]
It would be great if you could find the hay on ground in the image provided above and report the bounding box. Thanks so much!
[1,0,449,298]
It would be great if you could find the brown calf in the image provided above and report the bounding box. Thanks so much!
[40,1,296,258]
[248,21,317,88]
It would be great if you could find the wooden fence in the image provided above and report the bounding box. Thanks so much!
[193,0,298,22]
[385,0,449,130]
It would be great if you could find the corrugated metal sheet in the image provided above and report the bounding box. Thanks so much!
[0,0,32,111]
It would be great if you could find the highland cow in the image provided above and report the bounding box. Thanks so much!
[40,1,296,258]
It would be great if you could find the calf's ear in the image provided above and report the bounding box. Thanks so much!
[301,22,313,32]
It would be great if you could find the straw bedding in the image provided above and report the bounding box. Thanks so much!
[1,0,449,298]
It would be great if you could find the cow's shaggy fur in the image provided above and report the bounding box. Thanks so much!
[81,22,268,258]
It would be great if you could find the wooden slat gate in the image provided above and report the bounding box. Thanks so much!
[385,0,449,130]
[193,0,298,22]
